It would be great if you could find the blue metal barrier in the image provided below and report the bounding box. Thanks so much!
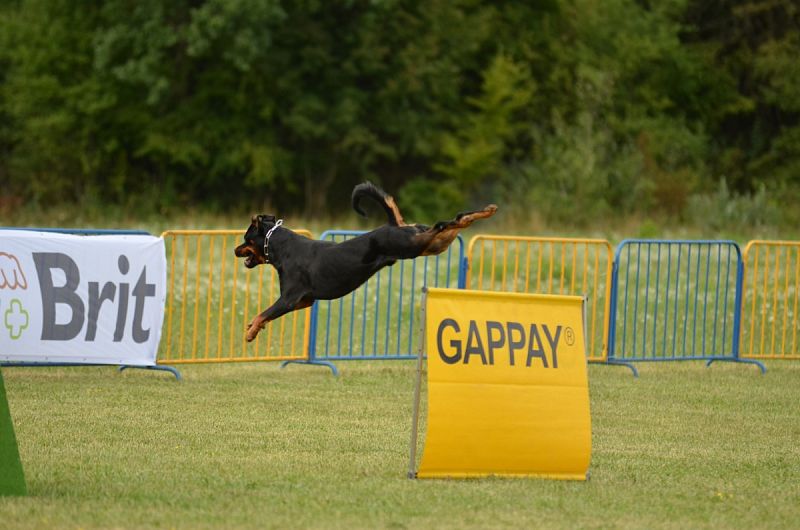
[607,239,765,376]
[284,231,465,374]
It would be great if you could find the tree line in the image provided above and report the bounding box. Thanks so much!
[1,0,798,225]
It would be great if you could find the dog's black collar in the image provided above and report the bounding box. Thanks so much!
[263,219,283,264]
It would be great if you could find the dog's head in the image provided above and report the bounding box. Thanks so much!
[234,214,278,268]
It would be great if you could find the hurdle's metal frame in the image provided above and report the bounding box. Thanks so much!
[0,227,181,380]
[282,230,467,375]
[606,239,766,376]
[408,287,428,479]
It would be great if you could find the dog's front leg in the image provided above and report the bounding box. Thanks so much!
[246,298,290,342]
[246,296,313,342]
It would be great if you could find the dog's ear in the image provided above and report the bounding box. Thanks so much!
[248,215,265,236]
[251,214,276,234]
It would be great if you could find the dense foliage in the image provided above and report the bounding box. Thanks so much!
[1,0,798,225]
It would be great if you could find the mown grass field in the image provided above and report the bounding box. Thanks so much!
[2,213,799,528]
[1,360,799,529]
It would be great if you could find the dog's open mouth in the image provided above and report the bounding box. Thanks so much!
[235,244,262,268]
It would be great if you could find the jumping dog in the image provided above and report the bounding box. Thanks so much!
[234,182,497,342]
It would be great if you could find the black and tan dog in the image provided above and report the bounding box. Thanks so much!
[234,182,497,342]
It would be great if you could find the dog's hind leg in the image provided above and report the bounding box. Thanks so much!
[448,204,499,228]
[246,296,314,342]
[416,204,498,256]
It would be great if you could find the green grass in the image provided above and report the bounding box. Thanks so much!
[1,360,799,529]
[2,212,799,528]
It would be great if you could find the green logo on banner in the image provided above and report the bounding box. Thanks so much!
[0,369,27,496]
[4,299,29,340]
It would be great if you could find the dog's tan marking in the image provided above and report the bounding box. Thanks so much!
[246,299,314,342]
[458,204,498,224]
[384,195,406,226]
[419,204,498,256]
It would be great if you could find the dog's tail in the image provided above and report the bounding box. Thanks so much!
[351,182,405,226]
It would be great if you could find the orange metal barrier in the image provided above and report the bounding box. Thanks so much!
[158,229,313,365]
[741,240,800,360]
[466,235,613,362]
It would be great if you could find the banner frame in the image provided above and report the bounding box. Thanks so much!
[0,227,181,380]
[407,288,428,479]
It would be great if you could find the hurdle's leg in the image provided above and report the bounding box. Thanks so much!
[706,358,766,374]
[280,359,339,376]
[604,360,639,377]
[118,364,182,380]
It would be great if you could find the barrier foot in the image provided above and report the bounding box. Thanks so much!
[118,365,182,381]
[705,358,766,374]
[2,362,182,381]
[604,360,639,378]
[280,359,339,376]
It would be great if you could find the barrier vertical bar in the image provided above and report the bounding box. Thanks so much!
[780,247,791,354]
[606,253,634,375]
[711,245,721,354]
[652,243,661,357]
[192,236,202,358]
[204,237,215,359]
[732,253,745,359]
[662,244,672,358]
[672,245,682,358]
[793,247,799,355]
[701,245,711,355]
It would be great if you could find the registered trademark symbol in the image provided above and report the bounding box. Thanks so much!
[564,327,575,346]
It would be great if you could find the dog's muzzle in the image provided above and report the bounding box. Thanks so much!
[235,244,262,268]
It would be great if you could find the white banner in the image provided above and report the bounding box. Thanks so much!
[0,230,166,366]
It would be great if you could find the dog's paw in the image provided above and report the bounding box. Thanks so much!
[245,326,260,342]
[245,320,265,342]
[484,204,498,214]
